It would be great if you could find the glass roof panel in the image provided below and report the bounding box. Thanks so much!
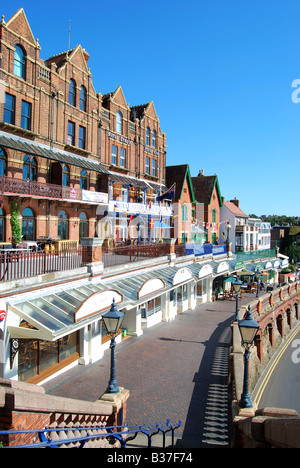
[16,301,64,332]
[33,298,74,325]
[44,294,76,313]
[56,291,82,307]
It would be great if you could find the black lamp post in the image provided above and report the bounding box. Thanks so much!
[102,299,125,394]
[233,277,243,322]
[255,269,262,297]
[238,305,259,408]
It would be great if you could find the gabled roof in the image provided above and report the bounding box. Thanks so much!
[45,45,90,74]
[166,165,196,203]
[6,8,36,46]
[192,174,223,206]
[223,201,248,218]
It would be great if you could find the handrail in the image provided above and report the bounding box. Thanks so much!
[0,420,181,448]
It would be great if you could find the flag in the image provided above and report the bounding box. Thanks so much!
[156,183,176,202]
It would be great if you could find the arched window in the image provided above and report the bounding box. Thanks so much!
[79,211,88,238]
[14,45,26,79]
[69,79,76,106]
[80,85,87,112]
[22,155,37,181]
[212,209,216,223]
[0,208,5,241]
[152,130,157,148]
[116,111,123,134]
[22,207,35,241]
[62,165,69,187]
[80,169,88,190]
[146,127,150,146]
[57,210,68,240]
[0,148,7,176]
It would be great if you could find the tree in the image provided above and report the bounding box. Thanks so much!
[10,198,22,244]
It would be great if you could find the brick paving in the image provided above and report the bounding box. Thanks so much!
[44,293,255,447]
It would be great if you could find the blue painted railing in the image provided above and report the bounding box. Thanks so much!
[0,419,181,448]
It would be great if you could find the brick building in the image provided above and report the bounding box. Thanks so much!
[0,9,171,247]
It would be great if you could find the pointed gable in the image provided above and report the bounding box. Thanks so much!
[46,45,90,74]
[166,165,196,203]
[6,8,36,46]
[192,174,223,207]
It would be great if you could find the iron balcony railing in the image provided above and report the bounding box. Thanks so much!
[0,420,181,448]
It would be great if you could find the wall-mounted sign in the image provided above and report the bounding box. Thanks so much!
[173,267,193,286]
[0,310,6,322]
[199,264,213,279]
[217,261,229,274]
[138,278,165,299]
[74,289,123,323]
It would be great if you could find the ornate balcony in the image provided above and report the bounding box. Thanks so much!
[0,176,108,204]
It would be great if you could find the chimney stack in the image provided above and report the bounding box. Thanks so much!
[230,197,240,208]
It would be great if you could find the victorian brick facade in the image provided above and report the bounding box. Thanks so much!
[0,8,169,246]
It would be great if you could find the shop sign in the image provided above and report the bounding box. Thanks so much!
[138,278,165,299]
[217,261,229,274]
[173,267,193,286]
[74,289,123,323]
[0,310,6,321]
[199,264,213,279]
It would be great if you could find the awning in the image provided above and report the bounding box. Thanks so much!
[7,279,129,341]
[0,131,109,174]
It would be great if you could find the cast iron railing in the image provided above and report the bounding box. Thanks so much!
[0,420,181,448]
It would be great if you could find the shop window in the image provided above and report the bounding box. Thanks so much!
[21,100,32,131]
[58,210,68,239]
[14,45,26,79]
[69,79,76,106]
[0,147,7,176]
[22,155,37,181]
[22,207,35,241]
[18,332,78,382]
[116,111,123,134]
[3,93,15,125]
[80,85,87,112]
[80,169,88,189]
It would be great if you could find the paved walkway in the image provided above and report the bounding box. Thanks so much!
[44,293,255,448]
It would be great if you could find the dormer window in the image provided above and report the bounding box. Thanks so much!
[14,45,26,79]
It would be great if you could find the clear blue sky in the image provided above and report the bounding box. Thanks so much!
[2,0,300,217]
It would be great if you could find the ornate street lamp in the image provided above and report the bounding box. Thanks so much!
[102,299,125,394]
[233,277,243,321]
[255,269,262,297]
[238,305,259,408]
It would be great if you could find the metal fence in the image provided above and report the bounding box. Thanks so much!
[0,247,87,282]
[102,243,169,268]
